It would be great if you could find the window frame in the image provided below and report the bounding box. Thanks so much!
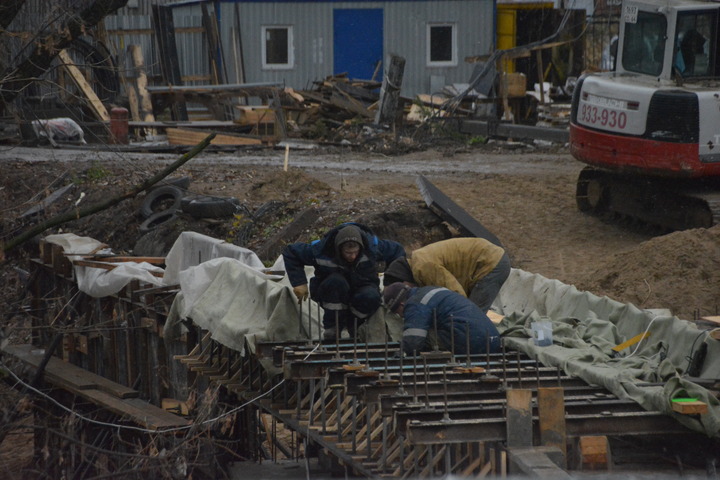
[426,22,457,67]
[621,11,667,76]
[261,25,294,70]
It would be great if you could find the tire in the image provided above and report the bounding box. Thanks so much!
[181,195,242,218]
[141,185,183,219]
[139,210,178,234]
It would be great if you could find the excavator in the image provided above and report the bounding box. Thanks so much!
[570,0,720,230]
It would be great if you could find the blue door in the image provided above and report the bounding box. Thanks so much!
[333,9,383,81]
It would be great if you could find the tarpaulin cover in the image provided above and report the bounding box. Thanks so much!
[495,268,720,438]
[44,233,164,297]
[43,233,719,437]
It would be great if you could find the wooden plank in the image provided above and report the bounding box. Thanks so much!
[538,387,567,466]
[83,255,165,264]
[506,389,533,448]
[57,49,110,122]
[71,259,164,278]
[87,391,191,430]
[3,344,138,399]
[128,44,156,131]
[166,127,262,146]
[671,400,708,415]
[375,54,406,126]
[578,436,608,469]
[487,311,504,324]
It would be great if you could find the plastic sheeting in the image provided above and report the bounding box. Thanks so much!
[495,268,720,438]
[44,234,164,297]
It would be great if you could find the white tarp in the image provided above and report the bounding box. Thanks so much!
[44,233,164,297]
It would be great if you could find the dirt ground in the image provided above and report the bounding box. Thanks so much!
[2,140,719,322]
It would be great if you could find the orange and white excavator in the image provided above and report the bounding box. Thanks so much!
[570,0,720,230]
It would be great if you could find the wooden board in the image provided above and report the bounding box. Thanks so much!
[672,400,708,415]
[699,316,720,325]
[57,50,110,122]
[2,344,190,430]
[128,44,156,127]
[4,344,137,398]
[487,311,504,324]
[166,127,262,146]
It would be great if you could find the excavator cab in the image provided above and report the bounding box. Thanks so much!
[615,0,719,81]
[570,0,720,230]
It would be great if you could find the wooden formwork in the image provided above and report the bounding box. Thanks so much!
[3,238,711,479]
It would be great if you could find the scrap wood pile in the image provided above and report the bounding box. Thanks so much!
[272,74,479,148]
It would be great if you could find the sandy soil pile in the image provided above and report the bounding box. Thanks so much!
[577,225,720,318]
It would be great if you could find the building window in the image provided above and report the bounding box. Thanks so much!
[262,26,293,69]
[427,23,456,66]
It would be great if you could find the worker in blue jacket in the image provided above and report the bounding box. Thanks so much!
[283,223,405,339]
[383,282,501,356]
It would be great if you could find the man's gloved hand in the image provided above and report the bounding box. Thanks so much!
[293,284,309,303]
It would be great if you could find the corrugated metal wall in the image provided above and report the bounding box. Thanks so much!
[4,0,492,112]
[105,0,494,99]
[213,0,494,97]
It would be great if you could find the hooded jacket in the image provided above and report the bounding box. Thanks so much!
[408,238,505,296]
[283,222,406,291]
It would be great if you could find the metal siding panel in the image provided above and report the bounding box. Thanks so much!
[384,1,494,96]
[106,0,493,99]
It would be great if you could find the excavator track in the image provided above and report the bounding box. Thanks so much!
[576,167,720,231]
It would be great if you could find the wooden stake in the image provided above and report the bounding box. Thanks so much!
[284,144,290,171]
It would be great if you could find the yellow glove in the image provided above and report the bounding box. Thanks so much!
[293,284,309,303]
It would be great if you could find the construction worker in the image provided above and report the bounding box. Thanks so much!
[283,223,405,339]
[382,237,510,313]
[382,282,501,356]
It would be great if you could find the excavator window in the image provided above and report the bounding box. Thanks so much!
[622,11,667,76]
[673,11,716,78]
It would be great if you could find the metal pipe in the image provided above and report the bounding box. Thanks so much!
[442,366,450,422]
[413,351,419,404]
[299,300,303,337]
[335,310,341,359]
[320,377,327,433]
[517,351,523,388]
[450,314,455,357]
[466,322,471,367]
[353,316,359,366]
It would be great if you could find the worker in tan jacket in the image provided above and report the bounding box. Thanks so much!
[383,237,510,313]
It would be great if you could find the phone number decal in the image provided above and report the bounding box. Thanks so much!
[580,104,627,129]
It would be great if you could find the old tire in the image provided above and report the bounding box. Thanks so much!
[141,185,183,219]
[181,195,242,218]
[139,210,178,234]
